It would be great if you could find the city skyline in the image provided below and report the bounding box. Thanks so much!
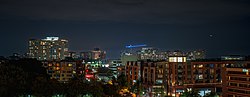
[0,0,250,58]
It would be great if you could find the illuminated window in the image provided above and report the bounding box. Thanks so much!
[156,80,163,84]
[56,67,60,70]
[169,57,177,62]
[169,57,186,62]
[183,57,186,62]
[178,57,183,62]
[199,75,203,79]
[68,64,72,67]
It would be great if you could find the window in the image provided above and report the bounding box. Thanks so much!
[210,64,214,68]
[156,80,163,84]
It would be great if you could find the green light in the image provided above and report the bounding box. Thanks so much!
[243,69,248,72]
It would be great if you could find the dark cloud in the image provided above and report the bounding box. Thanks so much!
[0,0,249,24]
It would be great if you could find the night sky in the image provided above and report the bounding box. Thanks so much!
[0,0,250,58]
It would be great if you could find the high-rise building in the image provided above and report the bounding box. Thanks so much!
[28,37,69,60]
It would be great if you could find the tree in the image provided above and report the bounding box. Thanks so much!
[102,84,120,97]
[9,58,47,76]
[65,79,86,97]
[0,64,27,97]
[31,76,54,97]
[88,80,104,97]
[117,73,128,89]
[180,89,201,97]
[130,79,142,95]
[154,87,165,97]
[204,91,218,97]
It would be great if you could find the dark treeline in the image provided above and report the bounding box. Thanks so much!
[0,58,123,97]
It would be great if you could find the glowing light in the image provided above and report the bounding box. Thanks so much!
[243,69,248,72]
[169,57,186,62]
[125,44,147,48]
[43,37,59,41]
[85,74,94,78]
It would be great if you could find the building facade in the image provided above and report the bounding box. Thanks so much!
[167,57,223,97]
[108,59,122,78]
[79,48,106,60]
[43,60,76,82]
[126,61,142,84]
[28,37,69,60]
[126,60,168,96]
[142,61,167,96]
[222,60,250,97]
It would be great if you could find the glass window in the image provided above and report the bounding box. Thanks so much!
[68,64,72,66]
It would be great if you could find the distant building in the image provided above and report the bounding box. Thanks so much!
[187,50,206,60]
[8,53,21,60]
[121,53,138,66]
[80,52,92,60]
[0,56,8,64]
[96,67,113,82]
[108,59,122,78]
[91,48,106,60]
[28,37,69,60]
[138,47,158,60]
[43,59,76,82]
[79,48,106,60]
[167,50,186,57]
[221,55,245,61]
[68,51,78,59]
[83,60,102,69]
